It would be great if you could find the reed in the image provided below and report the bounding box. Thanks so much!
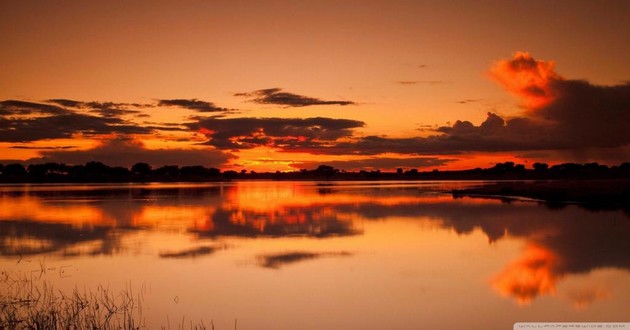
[0,271,211,330]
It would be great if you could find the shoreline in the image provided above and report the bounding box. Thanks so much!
[452,180,630,210]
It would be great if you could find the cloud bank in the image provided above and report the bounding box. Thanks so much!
[188,116,365,150]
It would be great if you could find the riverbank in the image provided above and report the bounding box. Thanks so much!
[452,180,630,210]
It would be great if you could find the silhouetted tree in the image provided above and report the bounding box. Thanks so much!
[131,162,152,175]
[315,165,338,180]
[181,165,210,177]
[110,166,131,177]
[533,162,549,171]
[3,163,27,176]
[207,168,221,176]
[154,165,180,176]
[551,163,583,174]
[405,169,419,176]
[584,162,607,171]
[84,161,111,175]
[27,164,48,177]
[223,170,238,179]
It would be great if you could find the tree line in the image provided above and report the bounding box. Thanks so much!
[0,161,629,183]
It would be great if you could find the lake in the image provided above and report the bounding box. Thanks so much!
[1,181,629,329]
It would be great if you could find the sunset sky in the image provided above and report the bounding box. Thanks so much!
[1,0,629,172]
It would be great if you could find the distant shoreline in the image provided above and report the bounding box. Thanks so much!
[2,161,629,185]
[452,180,630,210]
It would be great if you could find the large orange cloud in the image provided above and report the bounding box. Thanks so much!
[489,51,562,109]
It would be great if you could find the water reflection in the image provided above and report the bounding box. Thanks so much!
[257,251,352,269]
[159,245,220,259]
[1,182,629,309]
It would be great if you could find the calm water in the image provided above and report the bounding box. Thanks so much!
[1,181,629,329]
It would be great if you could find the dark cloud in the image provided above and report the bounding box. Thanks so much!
[340,73,629,157]
[141,121,189,132]
[0,100,69,115]
[488,52,630,150]
[0,113,152,142]
[46,98,84,108]
[293,157,454,171]
[536,79,630,148]
[33,136,235,167]
[0,99,154,143]
[320,114,556,155]
[83,102,141,117]
[188,116,364,150]
[158,98,229,113]
[47,99,144,117]
[184,112,556,156]
[235,88,355,107]
[10,145,77,150]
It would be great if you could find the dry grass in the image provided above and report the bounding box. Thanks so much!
[0,270,214,330]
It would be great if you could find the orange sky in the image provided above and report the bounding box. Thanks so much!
[1,1,628,171]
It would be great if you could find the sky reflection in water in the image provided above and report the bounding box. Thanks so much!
[1,182,629,329]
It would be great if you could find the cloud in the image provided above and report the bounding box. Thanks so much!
[0,100,69,115]
[293,157,454,171]
[0,99,154,142]
[488,52,630,150]
[184,113,554,156]
[235,88,355,107]
[141,121,189,132]
[188,116,365,150]
[10,145,77,150]
[157,99,229,113]
[46,98,84,108]
[534,79,630,149]
[33,136,235,167]
[47,99,144,117]
[0,113,152,143]
[489,51,561,108]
